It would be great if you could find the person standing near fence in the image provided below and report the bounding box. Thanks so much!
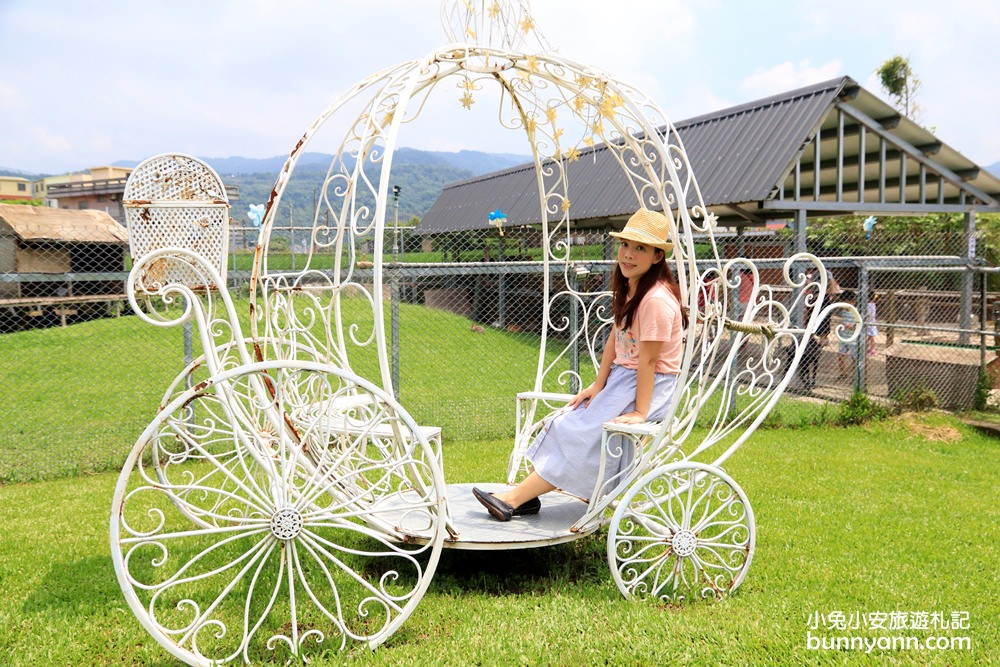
[733,267,755,321]
[837,290,858,377]
[799,275,841,390]
[866,291,878,355]
[472,209,686,521]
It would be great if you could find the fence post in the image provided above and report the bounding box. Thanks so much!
[960,211,976,345]
[391,265,401,401]
[981,269,988,369]
[794,209,808,328]
[857,265,869,393]
[570,267,580,393]
[499,235,508,327]
[183,320,193,371]
[289,205,296,272]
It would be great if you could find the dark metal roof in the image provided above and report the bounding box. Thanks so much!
[677,77,845,208]
[420,76,1000,234]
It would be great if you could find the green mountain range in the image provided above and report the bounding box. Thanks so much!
[0,148,531,226]
[213,148,530,227]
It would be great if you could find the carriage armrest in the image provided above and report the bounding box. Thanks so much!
[517,394,664,438]
[299,395,442,449]
[601,421,662,437]
[508,391,577,483]
[583,419,672,518]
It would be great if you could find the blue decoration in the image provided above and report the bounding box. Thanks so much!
[488,208,507,236]
[863,215,878,240]
[247,204,266,228]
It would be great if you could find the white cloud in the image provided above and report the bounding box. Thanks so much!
[673,83,733,120]
[0,83,24,110]
[31,127,71,154]
[738,60,844,100]
[1,0,997,173]
[531,0,698,97]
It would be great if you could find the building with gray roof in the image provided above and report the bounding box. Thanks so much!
[419,76,1000,238]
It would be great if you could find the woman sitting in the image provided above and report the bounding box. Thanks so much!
[473,208,687,521]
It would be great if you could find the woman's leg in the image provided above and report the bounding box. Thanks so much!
[494,471,555,509]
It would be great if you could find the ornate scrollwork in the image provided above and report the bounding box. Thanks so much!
[113,363,446,663]
[608,462,755,602]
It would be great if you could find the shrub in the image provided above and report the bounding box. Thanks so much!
[973,367,996,412]
[893,381,939,413]
[837,390,889,427]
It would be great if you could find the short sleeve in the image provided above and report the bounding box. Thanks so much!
[636,288,679,342]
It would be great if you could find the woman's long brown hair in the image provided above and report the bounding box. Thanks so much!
[611,251,687,331]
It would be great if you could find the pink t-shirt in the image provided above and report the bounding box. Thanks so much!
[613,283,684,374]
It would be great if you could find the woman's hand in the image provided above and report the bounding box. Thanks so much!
[567,384,599,410]
[611,410,646,424]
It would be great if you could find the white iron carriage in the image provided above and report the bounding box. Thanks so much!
[111,2,858,664]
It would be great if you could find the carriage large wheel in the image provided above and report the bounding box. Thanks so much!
[111,361,446,665]
[149,337,333,525]
[607,462,755,602]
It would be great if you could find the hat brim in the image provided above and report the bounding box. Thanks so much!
[609,229,673,252]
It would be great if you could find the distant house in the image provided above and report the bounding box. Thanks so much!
[41,164,240,225]
[0,176,33,201]
[40,165,134,224]
[0,203,129,328]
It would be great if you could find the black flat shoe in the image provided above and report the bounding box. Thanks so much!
[512,496,541,516]
[471,489,543,521]
[472,487,512,521]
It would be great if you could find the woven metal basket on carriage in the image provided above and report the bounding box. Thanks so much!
[110,2,859,664]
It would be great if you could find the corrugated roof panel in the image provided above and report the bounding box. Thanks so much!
[420,75,1000,233]
[422,78,844,233]
[674,78,845,207]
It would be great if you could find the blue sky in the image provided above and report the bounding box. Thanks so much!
[2,0,998,175]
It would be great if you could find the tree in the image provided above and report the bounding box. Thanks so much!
[877,55,922,120]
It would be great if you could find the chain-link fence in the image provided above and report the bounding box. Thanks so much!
[2,214,997,482]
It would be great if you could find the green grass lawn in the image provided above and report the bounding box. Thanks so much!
[1,412,996,665]
[1,295,559,483]
[232,240,718,269]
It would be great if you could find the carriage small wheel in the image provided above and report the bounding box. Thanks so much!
[607,461,756,602]
[111,361,447,665]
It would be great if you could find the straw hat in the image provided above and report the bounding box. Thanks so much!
[609,208,674,252]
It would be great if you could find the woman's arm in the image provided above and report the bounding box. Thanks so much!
[611,339,663,424]
[567,331,616,409]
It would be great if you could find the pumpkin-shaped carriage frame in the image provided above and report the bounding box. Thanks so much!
[110,2,858,664]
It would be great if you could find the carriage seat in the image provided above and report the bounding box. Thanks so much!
[296,392,443,459]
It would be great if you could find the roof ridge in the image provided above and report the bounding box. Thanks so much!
[442,76,855,191]
[675,76,853,129]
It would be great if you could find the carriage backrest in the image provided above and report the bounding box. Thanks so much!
[123,153,230,290]
[122,154,258,378]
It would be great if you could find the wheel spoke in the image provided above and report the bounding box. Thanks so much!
[608,462,755,602]
[113,362,446,664]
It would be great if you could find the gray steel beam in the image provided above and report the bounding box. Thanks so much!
[836,101,999,205]
[761,200,1000,214]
